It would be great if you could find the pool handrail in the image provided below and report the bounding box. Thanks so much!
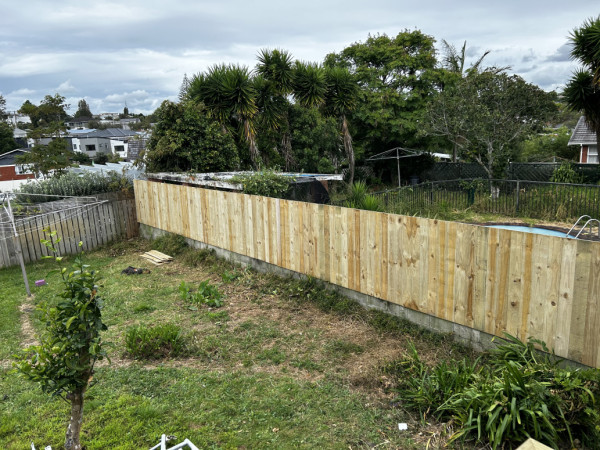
[574,218,600,239]
[568,215,593,237]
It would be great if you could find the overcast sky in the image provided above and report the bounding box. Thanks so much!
[0,1,596,115]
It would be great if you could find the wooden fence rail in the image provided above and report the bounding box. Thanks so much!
[0,191,138,268]
[134,180,600,368]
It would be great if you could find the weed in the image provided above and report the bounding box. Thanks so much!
[179,280,224,308]
[180,247,215,267]
[221,269,242,283]
[205,310,230,323]
[133,304,156,314]
[125,323,187,359]
[152,233,187,256]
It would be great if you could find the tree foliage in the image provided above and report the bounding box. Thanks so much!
[563,16,600,149]
[15,138,73,177]
[73,99,92,118]
[518,127,578,162]
[324,31,441,156]
[144,100,240,173]
[0,122,18,155]
[14,233,108,450]
[19,94,69,137]
[424,70,557,178]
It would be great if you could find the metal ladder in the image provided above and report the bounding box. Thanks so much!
[567,215,600,239]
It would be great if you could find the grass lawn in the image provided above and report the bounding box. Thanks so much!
[0,237,472,449]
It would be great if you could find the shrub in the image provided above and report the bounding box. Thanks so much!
[389,334,600,449]
[152,233,188,256]
[125,323,187,359]
[179,280,224,308]
[550,161,584,184]
[344,181,383,211]
[230,169,292,198]
[16,171,133,202]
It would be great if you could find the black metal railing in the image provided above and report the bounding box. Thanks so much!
[372,179,600,221]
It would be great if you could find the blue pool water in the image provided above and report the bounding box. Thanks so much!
[488,225,573,238]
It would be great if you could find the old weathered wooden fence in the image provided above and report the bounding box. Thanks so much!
[134,180,600,367]
[0,191,138,268]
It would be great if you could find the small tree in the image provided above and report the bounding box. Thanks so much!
[14,232,108,450]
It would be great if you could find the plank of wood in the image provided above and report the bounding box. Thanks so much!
[555,239,577,357]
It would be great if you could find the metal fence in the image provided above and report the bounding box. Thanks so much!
[374,179,600,221]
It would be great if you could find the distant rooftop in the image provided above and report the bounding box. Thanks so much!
[568,116,597,145]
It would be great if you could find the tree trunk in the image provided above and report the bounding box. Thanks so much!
[281,132,294,171]
[341,116,355,186]
[65,389,85,450]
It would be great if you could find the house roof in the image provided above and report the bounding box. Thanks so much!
[71,128,140,139]
[0,149,29,166]
[568,116,597,145]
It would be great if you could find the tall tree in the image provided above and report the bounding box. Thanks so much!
[0,122,18,155]
[144,100,240,173]
[0,94,6,120]
[74,99,92,118]
[255,49,295,169]
[324,67,359,184]
[20,94,69,138]
[441,40,491,76]
[188,64,260,167]
[563,16,600,149]
[15,138,73,177]
[424,69,557,179]
[324,31,441,157]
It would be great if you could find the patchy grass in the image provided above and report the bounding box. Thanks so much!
[0,237,478,449]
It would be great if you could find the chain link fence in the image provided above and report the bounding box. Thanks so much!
[422,163,600,184]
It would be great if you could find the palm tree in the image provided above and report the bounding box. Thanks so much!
[324,67,359,185]
[256,49,295,169]
[441,40,490,76]
[292,61,327,108]
[564,17,600,150]
[569,16,600,81]
[188,64,260,167]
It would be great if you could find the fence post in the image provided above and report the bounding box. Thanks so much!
[515,180,520,215]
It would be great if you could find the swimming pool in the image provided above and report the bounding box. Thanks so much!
[487,225,574,239]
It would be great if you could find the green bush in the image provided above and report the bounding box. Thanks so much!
[550,161,584,184]
[179,280,224,308]
[344,181,383,211]
[152,233,188,256]
[125,323,187,359]
[16,171,133,202]
[389,334,600,449]
[230,169,292,198]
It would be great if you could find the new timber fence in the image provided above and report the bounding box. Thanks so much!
[0,191,138,268]
[134,180,600,368]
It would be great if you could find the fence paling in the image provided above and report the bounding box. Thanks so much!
[134,180,600,368]
[0,195,138,268]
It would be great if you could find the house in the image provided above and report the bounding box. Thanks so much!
[69,128,145,160]
[66,116,94,128]
[568,117,598,163]
[0,149,35,184]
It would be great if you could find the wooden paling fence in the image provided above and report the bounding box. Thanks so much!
[134,180,600,368]
[0,191,138,268]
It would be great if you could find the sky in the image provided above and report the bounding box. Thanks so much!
[0,1,596,116]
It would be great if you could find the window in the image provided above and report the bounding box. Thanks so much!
[114,145,125,152]
[86,145,96,151]
[73,144,77,150]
